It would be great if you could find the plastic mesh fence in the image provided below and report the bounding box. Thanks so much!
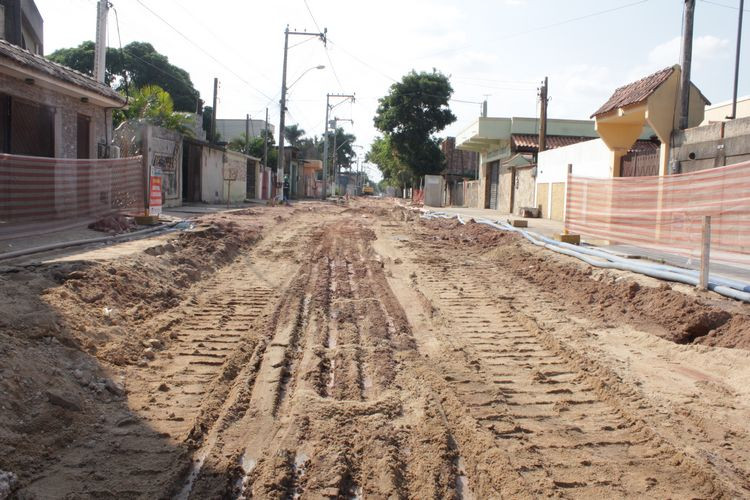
[0,154,145,226]
[565,160,750,267]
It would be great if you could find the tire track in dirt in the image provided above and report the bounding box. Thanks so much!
[179,214,465,499]
[401,235,733,498]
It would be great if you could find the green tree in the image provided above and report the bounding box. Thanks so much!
[284,124,306,147]
[117,85,194,135]
[228,129,278,166]
[48,41,200,112]
[321,128,356,171]
[299,136,322,160]
[373,70,456,179]
[367,135,409,189]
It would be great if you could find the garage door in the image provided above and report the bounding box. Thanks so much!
[489,163,499,210]
[537,183,549,219]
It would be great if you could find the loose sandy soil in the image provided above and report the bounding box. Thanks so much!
[1,199,749,499]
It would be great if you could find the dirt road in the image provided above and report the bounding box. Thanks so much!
[1,200,749,498]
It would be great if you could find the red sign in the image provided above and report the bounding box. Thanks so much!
[149,175,162,216]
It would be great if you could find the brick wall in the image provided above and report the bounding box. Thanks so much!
[441,137,479,177]
[0,71,112,158]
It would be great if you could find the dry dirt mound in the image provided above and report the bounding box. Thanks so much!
[0,219,262,493]
[418,217,750,349]
[87,214,137,234]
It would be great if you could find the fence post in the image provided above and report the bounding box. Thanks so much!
[699,215,711,290]
[563,164,573,234]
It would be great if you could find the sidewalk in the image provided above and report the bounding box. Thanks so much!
[428,204,750,285]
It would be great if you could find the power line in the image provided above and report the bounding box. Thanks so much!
[421,0,651,59]
[700,0,750,11]
[300,0,344,89]
[327,38,397,82]
[133,0,275,101]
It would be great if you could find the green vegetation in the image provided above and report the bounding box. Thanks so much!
[371,70,455,188]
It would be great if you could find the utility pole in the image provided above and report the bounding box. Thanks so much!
[538,76,549,156]
[263,108,269,168]
[211,78,218,144]
[245,114,251,154]
[277,26,327,201]
[332,117,353,194]
[728,0,744,119]
[321,93,355,199]
[678,0,696,130]
[94,0,109,83]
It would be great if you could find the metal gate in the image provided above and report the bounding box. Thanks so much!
[246,160,256,199]
[489,163,499,210]
[621,152,659,177]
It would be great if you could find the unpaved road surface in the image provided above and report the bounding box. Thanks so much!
[1,200,750,499]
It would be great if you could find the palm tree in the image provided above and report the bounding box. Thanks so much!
[284,124,306,147]
[119,85,195,136]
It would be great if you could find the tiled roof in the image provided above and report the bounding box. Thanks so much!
[511,134,596,152]
[0,39,125,104]
[591,66,675,118]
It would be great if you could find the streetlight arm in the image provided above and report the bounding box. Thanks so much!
[287,65,325,91]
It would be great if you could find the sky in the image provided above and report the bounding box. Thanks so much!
[37,0,749,181]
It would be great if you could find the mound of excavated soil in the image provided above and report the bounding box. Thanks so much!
[419,218,750,349]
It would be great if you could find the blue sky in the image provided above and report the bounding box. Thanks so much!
[37,0,748,180]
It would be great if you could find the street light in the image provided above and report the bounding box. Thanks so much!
[287,65,325,92]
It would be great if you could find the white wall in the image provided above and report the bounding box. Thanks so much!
[201,147,225,204]
[536,138,612,184]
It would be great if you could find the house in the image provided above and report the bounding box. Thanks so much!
[701,95,750,125]
[299,158,322,198]
[0,38,125,158]
[441,136,478,206]
[181,137,261,204]
[215,118,273,142]
[591,64,709,176]
[455,116,599,213]
[0,0,43,55]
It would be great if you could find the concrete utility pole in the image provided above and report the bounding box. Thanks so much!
[331,117,353,194]
[263,108,269,168]
[728,0,744,119]
[277,26,327,201]
[245,114,251,154]
[538,76,549,155]
[678,0,696,130]
[211,78,218,144]
[321,93,355,199]
[94,0,110,83]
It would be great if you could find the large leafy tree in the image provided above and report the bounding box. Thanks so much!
[373,70,456,179]
[48,41,200,112]
[367,135,409,189]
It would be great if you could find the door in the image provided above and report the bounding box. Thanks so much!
[76,114,91,159]
[11,97,54,157]
[182,142,202,202]
[489,163,499,210]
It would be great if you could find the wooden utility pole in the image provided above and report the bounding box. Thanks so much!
[678,0,695,130]
[211,77,218,143]
[538,76,549,155]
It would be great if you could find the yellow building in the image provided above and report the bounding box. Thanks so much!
[592,65,709,176]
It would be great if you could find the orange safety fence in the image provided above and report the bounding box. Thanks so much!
[0,154,145,230]
[412,189,424,205]
[565,160,750,267]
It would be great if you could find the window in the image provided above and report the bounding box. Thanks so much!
[0,93,55,157]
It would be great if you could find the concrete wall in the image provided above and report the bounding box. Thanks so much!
[671,116,750,173]
[537,139,612,183]
[0,71,111,159]
[215,119,273,142]
[146,126,183,208]
[513,166,536,214]
[223,150,248,203]
[201,147,224,204]
[535,138,611,220]
[701,96,750,125]
[424,174,444,207]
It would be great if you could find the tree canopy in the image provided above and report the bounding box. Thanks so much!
[48,41,200,112]
[366,135,408,187]
[228,129,277,167]
[372,70,456,181]
[116,85,194,135]
[284,125,306,148]
[325,127,357,170]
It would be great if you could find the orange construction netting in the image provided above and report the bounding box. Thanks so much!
[565,160,750,267]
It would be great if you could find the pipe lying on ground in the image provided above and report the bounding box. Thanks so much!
[419,210,750,303]
[0,221,182,262]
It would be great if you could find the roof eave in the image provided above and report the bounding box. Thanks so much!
[0,58,125,107]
